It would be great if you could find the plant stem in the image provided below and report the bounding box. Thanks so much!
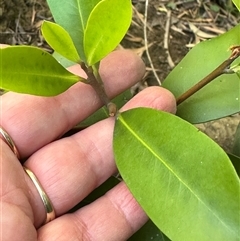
[176,45,240,105]
[81,63,117,116]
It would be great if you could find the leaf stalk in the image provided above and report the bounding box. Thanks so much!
[81,63,117,116]
[176,45,240,105]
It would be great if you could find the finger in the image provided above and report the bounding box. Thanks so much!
[24,87,176,225]
[37,182,148,241]
[0,50,145,158]
[121,86,177,114]
[0,141,40,239]
[0,44,8,48]
[1,202,37,241]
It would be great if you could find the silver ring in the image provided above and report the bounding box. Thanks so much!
[0,126,20,159]
[23,167,55,225]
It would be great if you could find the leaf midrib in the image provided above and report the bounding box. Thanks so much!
[119,115,234,234]
[76,0,85,36]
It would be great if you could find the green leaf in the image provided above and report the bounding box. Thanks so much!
[232,122,240,157]
[129,220,171,241]
[113,108,240,241]
[41,21,81,63]
[228,153,240,177]
[230,62,240,73]
[232,0,240,11]
[52,51,76,68]
[210,3,220,12]
[46,0,102,62]
[0,46,81,96]
[162,24,240,123]
[84,0,132,66]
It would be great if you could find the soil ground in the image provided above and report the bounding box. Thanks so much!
[0,0,239,153]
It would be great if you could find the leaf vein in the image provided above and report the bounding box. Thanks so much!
[119,115,234,233]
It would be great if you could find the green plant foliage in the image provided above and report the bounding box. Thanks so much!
[113,108,240,241]
[46,0,102,62]
[0,46,81,96]
[232,0,240,10]
[232,122,240,157]
[52,52,76,68]
[41,21,81,63]
[84,0,132,66]
[228,153,240,177]
[163,24,240,124]
[129,220,171,241]
[230,62,240,73]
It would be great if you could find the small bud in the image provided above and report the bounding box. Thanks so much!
[107,102,117,117]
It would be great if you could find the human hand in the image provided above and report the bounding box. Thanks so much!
[0,49,176,241]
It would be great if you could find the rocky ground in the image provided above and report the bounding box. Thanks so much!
[0,0,239,153]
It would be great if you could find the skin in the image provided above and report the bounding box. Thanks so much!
[0,48,176,241]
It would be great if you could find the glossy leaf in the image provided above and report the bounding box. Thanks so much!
[232,0,240,11]
[162,24,240,123]
[113,108,240,241]
[46,0,102,62]
[84,0,132,65]
[0,46,81,96]
[41,21,80,63]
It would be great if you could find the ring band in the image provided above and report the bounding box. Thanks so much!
[23,167,55,225]
[0,127,20,159]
